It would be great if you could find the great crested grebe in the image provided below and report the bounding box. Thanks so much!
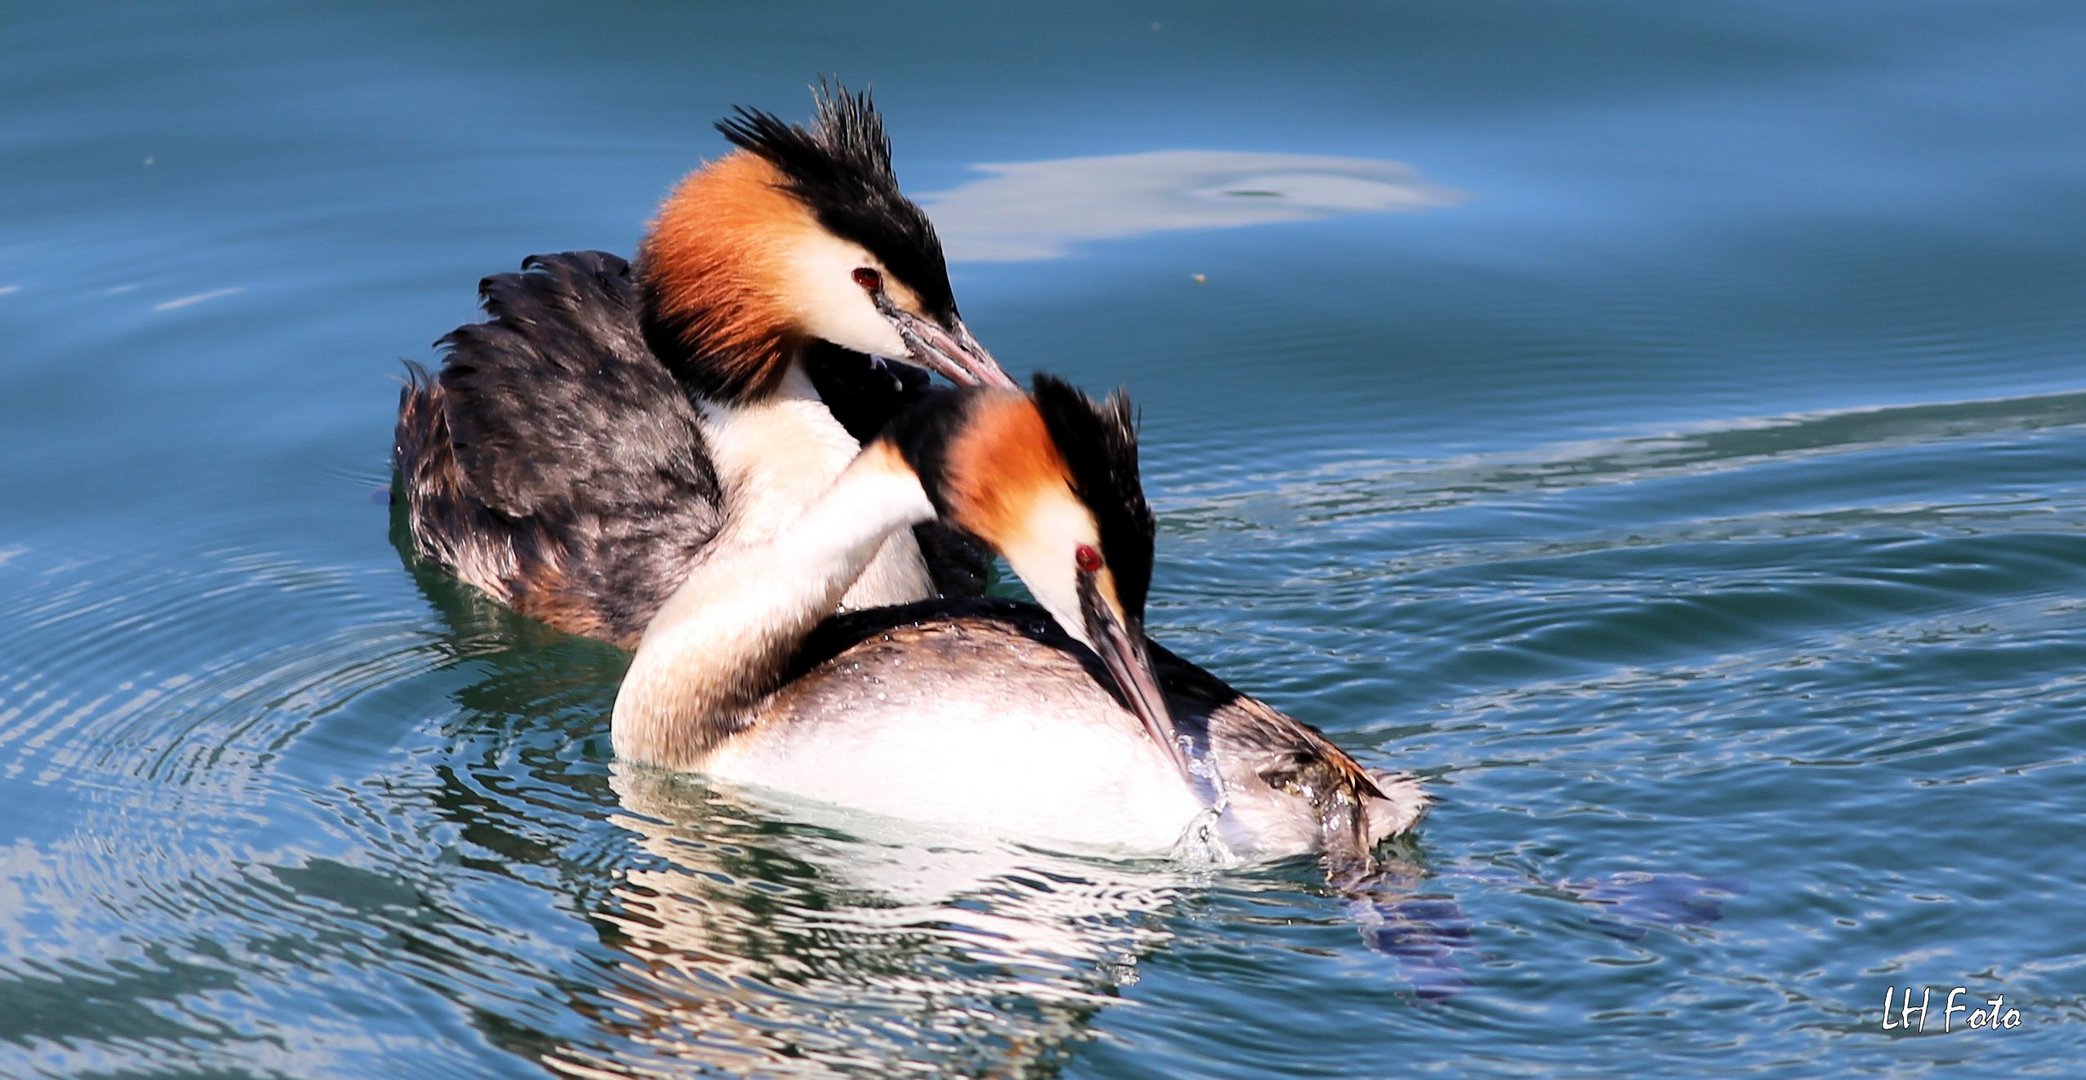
[394,83,1012,649]
[614,375,1426,868]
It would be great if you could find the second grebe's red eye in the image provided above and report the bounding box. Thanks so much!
[851,267,883,291]
[1074,544,1102,573]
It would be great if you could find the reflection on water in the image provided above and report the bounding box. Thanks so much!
[573,766,1685,1073]
[923,151,1463,261]
[555,767,1184,1077]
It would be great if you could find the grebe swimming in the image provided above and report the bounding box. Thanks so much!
[394,84,1012,651]
[612,376,1425,867]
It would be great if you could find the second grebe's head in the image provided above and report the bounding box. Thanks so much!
[884,374,1188,777]
[638,80,1012,403]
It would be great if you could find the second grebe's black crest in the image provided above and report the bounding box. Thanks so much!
[1031,373,1157,620]
[716,79,957,320]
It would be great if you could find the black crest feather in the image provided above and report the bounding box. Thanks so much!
[715,79,956,319]
[1030,374,1157,621]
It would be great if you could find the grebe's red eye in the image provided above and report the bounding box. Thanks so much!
[1074,544,1102,574]
[851,267,883,292]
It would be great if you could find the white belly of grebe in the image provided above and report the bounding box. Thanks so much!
[701,697,1208,854]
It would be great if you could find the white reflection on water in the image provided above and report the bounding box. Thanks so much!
[923,150,1464,262]
[556,765,1190,1077]
[152,286,244,312]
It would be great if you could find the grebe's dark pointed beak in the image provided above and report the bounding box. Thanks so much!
[876,294,1017,389]
[1079,579,1193,780]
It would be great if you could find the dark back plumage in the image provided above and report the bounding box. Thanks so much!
[395,252,724,646]
[1030,374,1156,620]
[716,81,957,319]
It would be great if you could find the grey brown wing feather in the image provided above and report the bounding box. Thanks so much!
[393,251,723,647]
[1144,639,1428,877]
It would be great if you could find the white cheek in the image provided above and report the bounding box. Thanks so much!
[784,232,908,358]
[1001,495,1099,651]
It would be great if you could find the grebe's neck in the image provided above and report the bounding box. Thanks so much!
[612,440,937,769]
[697,358,933,609]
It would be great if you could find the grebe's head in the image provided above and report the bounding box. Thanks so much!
[884,374,1186,776]
[638,81,1012,403]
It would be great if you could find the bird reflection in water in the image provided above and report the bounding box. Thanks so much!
[546,764,1184,1077]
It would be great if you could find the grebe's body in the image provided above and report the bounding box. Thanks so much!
[711,599,1427,862]
[394,87,1008,648]
[611,378,1425,870]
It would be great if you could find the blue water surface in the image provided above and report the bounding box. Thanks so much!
[3,1,2083,1075]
